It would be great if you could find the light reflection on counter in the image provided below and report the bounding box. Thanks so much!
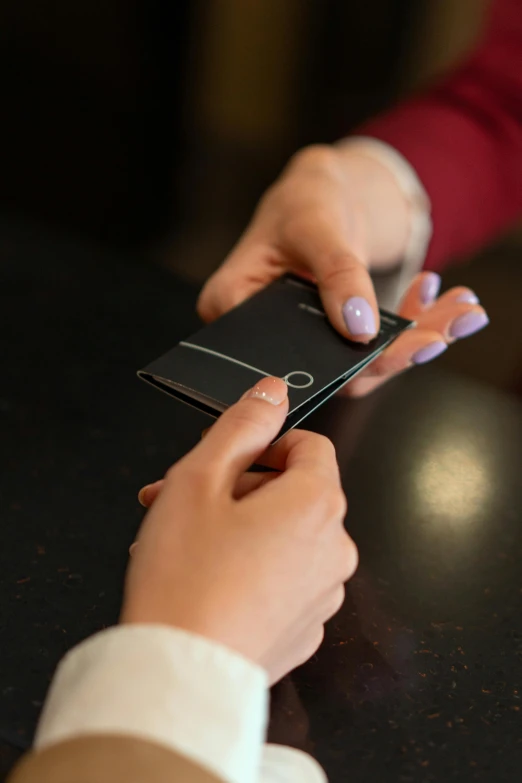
[414,436,492,524]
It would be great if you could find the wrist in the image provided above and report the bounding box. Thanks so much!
[334,142,412,269]
[121,593,257,666]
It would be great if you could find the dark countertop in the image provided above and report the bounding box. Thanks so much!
[1,218,521,781]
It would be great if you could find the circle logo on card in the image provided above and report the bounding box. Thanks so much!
[283,371,314,389]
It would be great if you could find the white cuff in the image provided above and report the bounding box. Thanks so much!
[261,745,327,783]
[343,136,433,307]
[35,625,268,783]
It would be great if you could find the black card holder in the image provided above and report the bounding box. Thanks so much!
[138,275,413,439]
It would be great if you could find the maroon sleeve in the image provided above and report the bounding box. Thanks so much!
[360,0,522,271]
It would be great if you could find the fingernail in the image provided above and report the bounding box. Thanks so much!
[138,485,153,507]
[129,542,138,556]
[342,297,376,337]
[247,376,288,405]
[419,272,441,305]
[450,311,489,339]
[201,427,210,439]
[412,341,447,365]
[455,290,480,305]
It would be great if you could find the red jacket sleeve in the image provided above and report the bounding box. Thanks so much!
[360,0,522,271]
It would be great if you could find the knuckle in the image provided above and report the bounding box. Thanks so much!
[302,431,337,462]
[325,586,346,619]
[319,252,364,289]
[177,459,215,493]
[281,211,314,247]
[197,269,241,322]
[289,144,339,173]
[313,432,337,456]
[327,487,348,520]
[340,534,359,581]
[297,626,325,666]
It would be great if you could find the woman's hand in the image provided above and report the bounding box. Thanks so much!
[198,144,409,340]
[197,144,489,395]
[122,377,357,684]
[344,270,487,397]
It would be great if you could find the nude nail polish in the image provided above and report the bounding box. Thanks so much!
[248,377,288,405]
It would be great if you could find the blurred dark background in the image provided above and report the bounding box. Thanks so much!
[1,0,520,389]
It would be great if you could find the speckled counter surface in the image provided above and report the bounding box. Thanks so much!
[1,218,521,781]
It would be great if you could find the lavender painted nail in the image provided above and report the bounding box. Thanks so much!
[412,341,447,365]
[342,296,376,337]
[450,311,489,339]
[455,291,480,305]
[419,272,441,305]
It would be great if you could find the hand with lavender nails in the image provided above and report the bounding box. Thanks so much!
[196,144,489,399]
[342,270,489,397]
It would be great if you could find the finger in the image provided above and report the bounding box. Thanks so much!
[405,300,489,342]
[344,320,462,398]
[138,480,164,508]
[399,272,480,321]
[279,430,341,484]
[197,238,283,323]
[201,424,286,475]
[282,210,379,342]
[364,286,486,374]
[344,293,488,397]
[268,580,351,683]
[397,278,488,344]
[250,428,342,486]
[183,376,289,490]
[399,271,441,319]
[347,327,447,383]
[130,475,277,553]
[132,475,278,551]
[321,585,346,623]
[233,471,280,499]
[268,624,325,685]
[342,375,388,398]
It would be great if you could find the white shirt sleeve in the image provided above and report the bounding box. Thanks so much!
[342,136,433,310]
[34,625,326,783]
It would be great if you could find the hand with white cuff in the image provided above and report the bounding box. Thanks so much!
[124,376,357,684]
[14,378,352,783]
[197,144,489,398]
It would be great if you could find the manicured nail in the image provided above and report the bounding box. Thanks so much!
[138,485,153,506]
[342,297,376,337]
[419,272,441,305]
[455,290,480,305]
[412,341,447,365]
[450,311,489,339]
[247,376,288,405]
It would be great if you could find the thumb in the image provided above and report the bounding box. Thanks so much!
[286,209,379,343]
[183,377,289,490]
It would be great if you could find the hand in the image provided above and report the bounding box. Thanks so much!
[197,144,489,394]
[344,271,488,397]
[198,144,412,340]
[122,377,357,684]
